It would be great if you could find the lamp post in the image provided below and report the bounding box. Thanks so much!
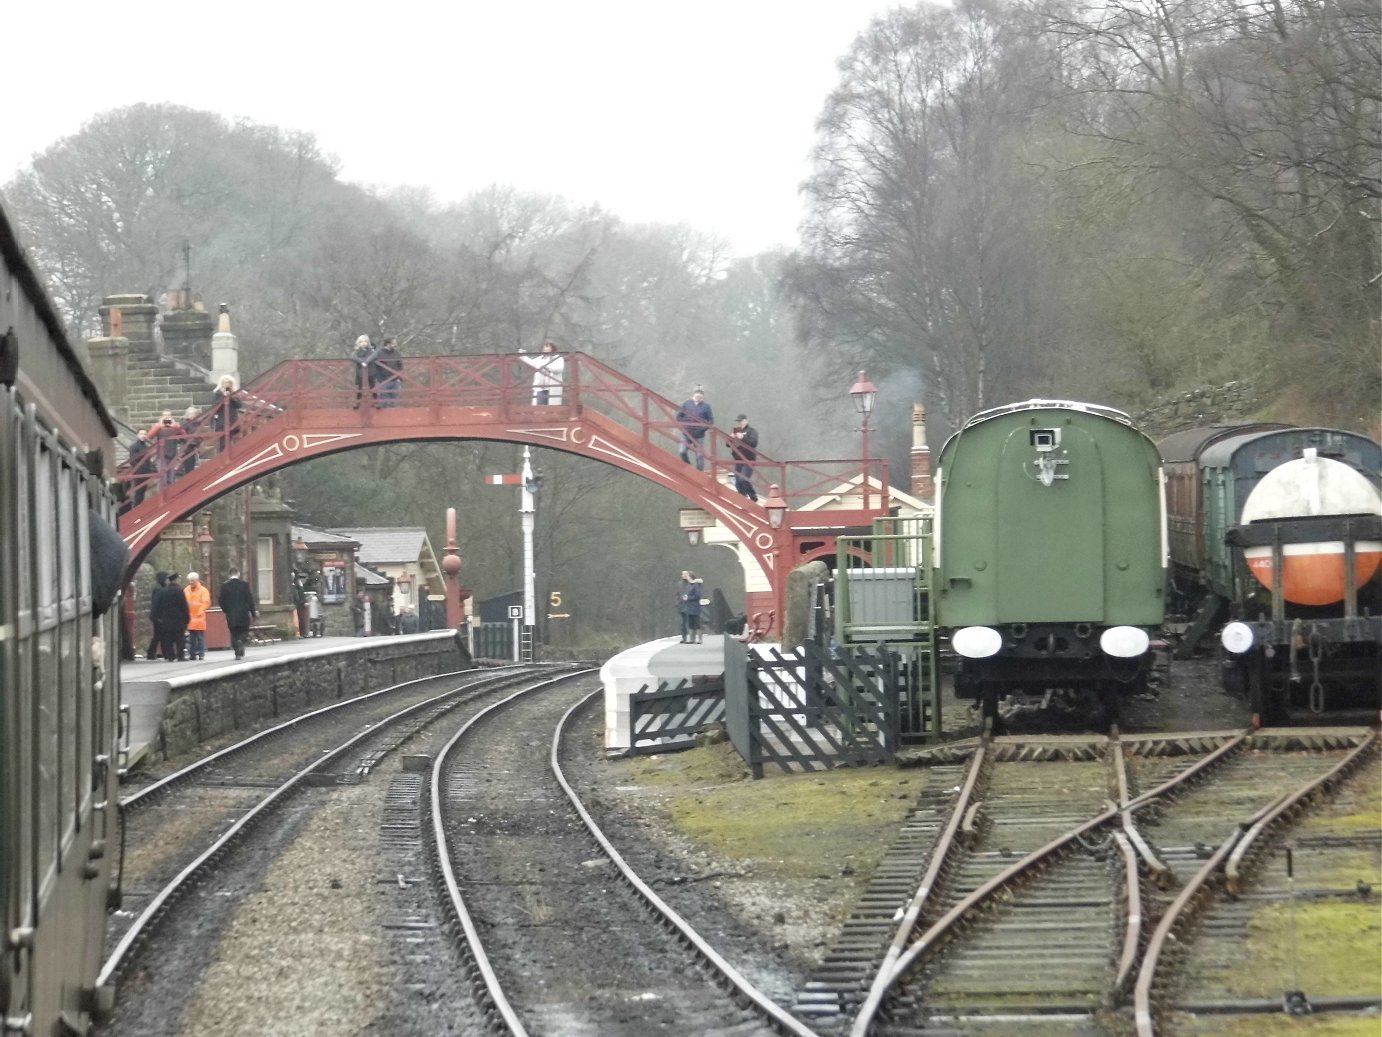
[849,370,878,510]
[763,484,789,637]
[196,520,215,588]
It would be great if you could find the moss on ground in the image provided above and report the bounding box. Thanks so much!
[618,741,923,884]
[1198,1013,1382,1036]
[1235,898,1382,999]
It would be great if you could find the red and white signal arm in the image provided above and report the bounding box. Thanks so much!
[486,474,523,485]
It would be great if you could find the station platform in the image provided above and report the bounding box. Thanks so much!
[600,635,731,751]
[119,633,452,772]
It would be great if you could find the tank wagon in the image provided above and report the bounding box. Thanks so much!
[1160,424,1381,722]
[932,400,1166,724]
[1,201,127,1033]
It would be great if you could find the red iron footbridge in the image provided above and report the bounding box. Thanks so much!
[118,351,891,629]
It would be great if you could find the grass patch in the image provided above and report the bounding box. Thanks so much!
[1236,898,1382,998]
[616,741,922,884]
[1204,1014,1382,1036]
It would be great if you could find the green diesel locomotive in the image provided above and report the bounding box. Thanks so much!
[933,400,1166,725]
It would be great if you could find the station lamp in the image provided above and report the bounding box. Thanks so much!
[764,484,789,530]
[849,370,878,509]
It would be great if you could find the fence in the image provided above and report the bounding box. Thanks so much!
[724,638,901,778]
[625,677,727,755]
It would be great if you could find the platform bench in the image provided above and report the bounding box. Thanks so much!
[248,624,279,644]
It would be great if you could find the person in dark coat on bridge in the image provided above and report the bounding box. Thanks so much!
[218,567,258,660]
[730,413,759,501]
[211,376,243,451]
[152,572,190,662]
[375,338,403,408]
[676,388,714,471]
[178,405,204,477]
[351,335,378,408]
[126,429,156,508]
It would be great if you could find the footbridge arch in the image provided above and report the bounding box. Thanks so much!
[117,352,890,622]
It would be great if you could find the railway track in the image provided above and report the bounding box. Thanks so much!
[825,728,1376,1036]
[430,679,818,1036]
[97,664,565,1033]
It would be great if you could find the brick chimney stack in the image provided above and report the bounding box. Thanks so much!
[910,404,934,501]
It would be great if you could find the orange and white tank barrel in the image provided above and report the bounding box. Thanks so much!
[1240,448,1382,606]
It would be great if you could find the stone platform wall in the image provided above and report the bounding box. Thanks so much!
[155,633,470,758]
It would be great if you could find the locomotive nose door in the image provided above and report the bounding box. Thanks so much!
[995,424,1104,622]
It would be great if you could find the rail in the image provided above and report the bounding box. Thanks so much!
[1133,730,1378,1036]
[850,729,1256,1035]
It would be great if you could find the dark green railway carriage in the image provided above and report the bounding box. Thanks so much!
[1,202,125,1034]
[1161,424,1382,720]
[932,400,1166,722]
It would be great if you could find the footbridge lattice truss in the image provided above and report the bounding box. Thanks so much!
[117,351,890,602]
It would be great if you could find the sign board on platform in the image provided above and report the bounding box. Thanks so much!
[162,521,194,540]
[507,605,524,620]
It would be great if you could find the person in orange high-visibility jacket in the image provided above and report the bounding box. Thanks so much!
[184,571,212,660]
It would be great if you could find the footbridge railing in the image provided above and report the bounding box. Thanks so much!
[116,351,890,516]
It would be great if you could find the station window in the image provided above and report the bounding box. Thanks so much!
[256,536,276,605]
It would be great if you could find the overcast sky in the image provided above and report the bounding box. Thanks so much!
[3,1,898,256]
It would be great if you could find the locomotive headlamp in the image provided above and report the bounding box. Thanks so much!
[1220,621,1254,655]
[1028,428,1067,487]
[952,626,1003,659]
[1100,626,1151,658]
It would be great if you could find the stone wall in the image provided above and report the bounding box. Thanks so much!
[153,633,470,758]
[1133,380,1262,438]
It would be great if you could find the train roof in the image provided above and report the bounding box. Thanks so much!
[1157,423,1293,463]
[961,399,1133,429]
[1198,426,1380,471]
[0,198,116,437]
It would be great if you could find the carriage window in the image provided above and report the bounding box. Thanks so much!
[7,415,34,921]
[77,489,95,815]
[57,465,78,847]
[35,447,59,898]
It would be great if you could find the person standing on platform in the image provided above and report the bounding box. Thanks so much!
[145,571,168,659]
[730,413,759,501]
[219,568,257,660]
[676,388,714,471]
[153,572,189,662]
[183,571,211,660]
[682,572,705,644]
[351,335,378,408]
[677,570,693,642]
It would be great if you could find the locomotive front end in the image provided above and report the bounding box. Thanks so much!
[934,400,1166,724]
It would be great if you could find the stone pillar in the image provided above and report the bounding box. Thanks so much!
[85,336,130,422]
[98,295,159,358]
[211,303,239,384]
[910,404,934,502]
[161,306,215,369]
